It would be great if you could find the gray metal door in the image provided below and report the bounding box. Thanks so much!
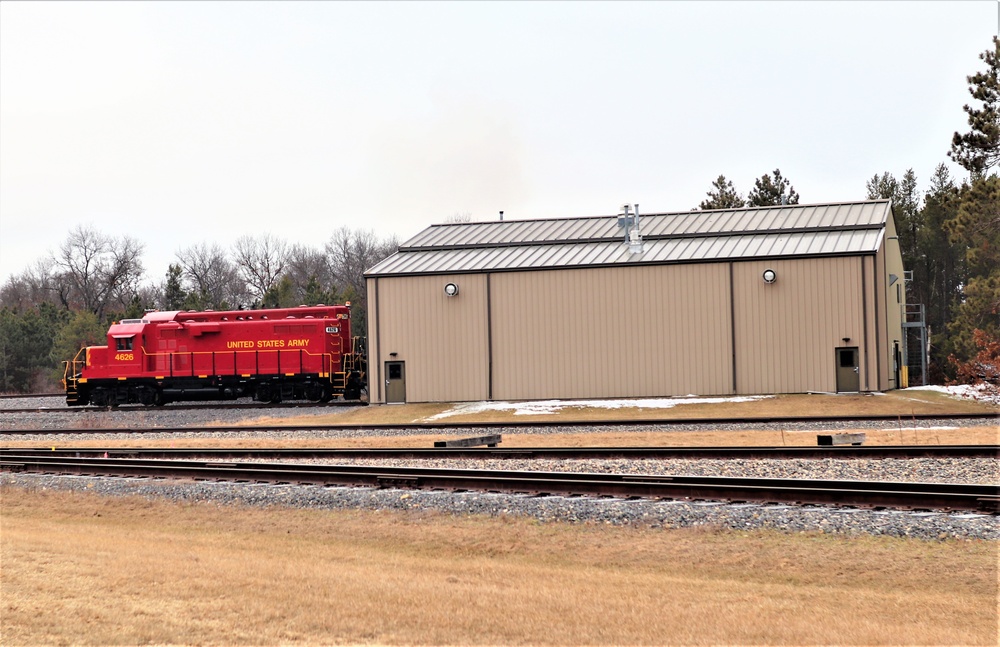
[835,347,860,392]
[385,361,406,403]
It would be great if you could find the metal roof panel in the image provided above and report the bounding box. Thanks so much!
[372,201,891,276]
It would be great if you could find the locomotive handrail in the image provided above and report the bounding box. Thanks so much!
[143,346,346,383]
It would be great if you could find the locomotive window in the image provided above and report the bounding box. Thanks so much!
[116,337,134,351]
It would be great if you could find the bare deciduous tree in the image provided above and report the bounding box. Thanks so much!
[232,234,289,306]
[175,243,244,309]
[325,227,398,336]
[282,244,338,304]
[0,259,57,311]
[327,227,398,298]
[52,225,145,319]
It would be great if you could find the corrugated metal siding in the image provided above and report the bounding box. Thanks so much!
[490,264,732,400]
[373,274,489,402]
[368,229,884,276]
[369,254,897,402]
[882,214,906,390]
[732,257,864,394]
[863,255,877,392]
[367,277,380,402]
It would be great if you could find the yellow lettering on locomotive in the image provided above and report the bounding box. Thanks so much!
[256,339,285,349]
[287,339,310,348]
[226,341,255,350]
[114,353,134,361]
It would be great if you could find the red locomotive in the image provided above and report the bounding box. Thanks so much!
[62,305,366,406]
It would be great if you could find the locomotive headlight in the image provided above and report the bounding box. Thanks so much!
[444,282,459,297]
[762,269,776,284]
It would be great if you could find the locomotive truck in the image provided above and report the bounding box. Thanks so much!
[62,305,366,406]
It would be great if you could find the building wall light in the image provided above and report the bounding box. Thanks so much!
[444,282,459,297]
[762,269,777,284]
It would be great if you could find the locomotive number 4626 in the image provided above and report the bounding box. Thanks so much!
[114,353,134,361]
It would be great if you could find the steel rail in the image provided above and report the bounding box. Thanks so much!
[3,445,998,460]
[1,412,998,435]
[2,454,997,513]
[0,392,63,399]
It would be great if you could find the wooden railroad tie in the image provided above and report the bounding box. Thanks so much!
[816,432,866,446]
[434,434,502,448]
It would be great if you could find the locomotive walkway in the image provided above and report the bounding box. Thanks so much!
[0,400,368,415]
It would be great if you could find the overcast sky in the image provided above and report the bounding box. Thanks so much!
[0,1,995,286]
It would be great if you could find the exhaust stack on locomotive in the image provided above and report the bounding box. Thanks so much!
[62,305,366,407]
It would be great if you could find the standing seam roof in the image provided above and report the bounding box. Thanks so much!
[367,201,892,277]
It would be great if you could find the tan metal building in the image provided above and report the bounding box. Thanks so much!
[365,200,906,403]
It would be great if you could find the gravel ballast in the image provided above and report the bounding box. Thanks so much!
[2,471,996,541]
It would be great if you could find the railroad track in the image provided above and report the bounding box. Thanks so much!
[1,411,998,435]
[3,445,998,460]
[2,453,996,513]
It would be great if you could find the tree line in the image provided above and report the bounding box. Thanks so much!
[0,227,397,391]
[2,38,997,394]
[695,38,1000,388]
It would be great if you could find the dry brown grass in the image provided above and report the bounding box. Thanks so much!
[2,486,997,646]
[5,426,997,451]
[245,390,998,428]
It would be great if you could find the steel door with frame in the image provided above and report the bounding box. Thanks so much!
[835,347,860,392]
[385,361,406,403]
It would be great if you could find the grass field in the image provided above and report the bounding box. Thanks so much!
[245,389,998,428]
[3,389,997,645]
[2,487,997,646]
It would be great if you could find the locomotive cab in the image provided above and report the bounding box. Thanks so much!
[107,319,146,377]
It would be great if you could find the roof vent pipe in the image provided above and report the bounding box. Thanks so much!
[624,203,643,254]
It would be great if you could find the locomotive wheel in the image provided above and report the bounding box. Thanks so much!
[304,383,325,402]
[91,389,108,407]
[256,383,282,404]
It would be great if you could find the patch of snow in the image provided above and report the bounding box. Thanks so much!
[424,395,773,421]
[904,384,1000,405]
